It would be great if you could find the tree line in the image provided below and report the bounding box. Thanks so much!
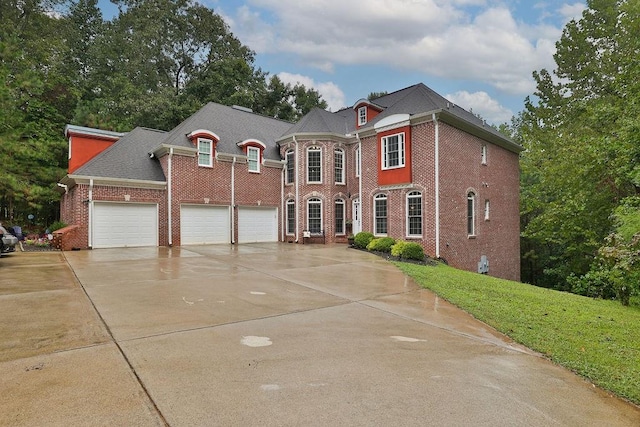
[0,0,326,226]
[513,0,640,304]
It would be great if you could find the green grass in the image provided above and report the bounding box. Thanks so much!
[395,262,640,405]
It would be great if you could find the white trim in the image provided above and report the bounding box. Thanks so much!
[306,146,322,184]
[334,198,346,235]
[373,193,388,236]
[374,114,410,133]
[197,138,213,167]
[381,132,405,170]
[334,148,345,184]
[358,106,367,126]
[187,129,220,141]
[307,197,323,234]
[406,191,423,238]
[237,139,266,150]
[247,146,260,173]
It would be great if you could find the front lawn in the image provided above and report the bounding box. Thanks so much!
[395,262,640,406]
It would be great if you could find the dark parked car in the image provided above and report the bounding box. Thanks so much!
[0,223,19,254]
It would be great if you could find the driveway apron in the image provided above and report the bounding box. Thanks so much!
[1,244,639,426]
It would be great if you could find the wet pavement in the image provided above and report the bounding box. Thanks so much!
[1,244,639,426]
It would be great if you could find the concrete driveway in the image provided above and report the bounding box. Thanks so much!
[1,244,639,426]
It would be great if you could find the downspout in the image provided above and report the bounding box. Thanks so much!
[281,162,286,242]
[88,178,94,248]
[168,148,173,246]
[432,113,440,258]
[294,135,299,242]
[356,132,362,229]
[231,156,236,244]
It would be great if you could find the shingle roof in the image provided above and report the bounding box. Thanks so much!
[283,107,354,135]
[73,127,167,182]
[161,103,293,160]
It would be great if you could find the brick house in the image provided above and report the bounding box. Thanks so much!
[58,83,522,280]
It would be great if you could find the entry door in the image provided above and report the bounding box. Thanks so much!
[352,198,361,234]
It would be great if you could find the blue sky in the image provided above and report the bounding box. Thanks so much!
[97,0,587,125]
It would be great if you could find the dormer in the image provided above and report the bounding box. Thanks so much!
[187,129,220,168]
[65,125,125,173]
[237,139,267,173]
[353,99,384,129]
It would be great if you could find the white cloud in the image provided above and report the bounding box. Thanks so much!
[558,2,587,22]
[222,1,569,97]
[445,91,514,124]
[277,72,346,111]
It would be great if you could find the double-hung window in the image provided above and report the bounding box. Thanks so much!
[381,132,405,169]
[481,145,487,165]
[358,106,367,126]
[198,138,213,167]
[355,147,360,178]
[286,150,295,184]
[334,149,345,184]
[247,146,260,173]
[307,198,322,233]
[467,192,476,236]
[286,199,295,235]
[374,194,388,235]
[335,199,345,235]
[407,191,422,237]
[307,147,322,183]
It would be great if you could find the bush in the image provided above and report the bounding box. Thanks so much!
[401,242,425,261]
[391,240,407,257]
[353,232,374,249]
[48,221,67,232]
[366,237,396,253]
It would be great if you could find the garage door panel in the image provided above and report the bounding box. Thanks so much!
[93,203,158,248]
[238,207,278,243]
[181,205,230,245]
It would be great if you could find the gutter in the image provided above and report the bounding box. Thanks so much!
[88,178,94,248]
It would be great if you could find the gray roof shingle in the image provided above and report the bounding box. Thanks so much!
[161,103,293,160]
[73,127,167,182]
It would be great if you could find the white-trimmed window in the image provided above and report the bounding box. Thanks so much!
[334,148,345,184]
[286,199,295,235]
[374,193,388,235]
[484,199,490,221]
[407,191,422,237]
[381,132,405,169]
[198,138,213,167]
[307,147,322,183]
[286,150,295,184]
[481,145,487,165]
[355,146,360,178]
[358,106,367,126]
[335,199,345,235]
[467,192,476,236]
[247,146,260,173]
[307,198,322,233]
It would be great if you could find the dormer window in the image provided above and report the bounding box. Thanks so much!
[247,146,260,173]
[358,106,367,126]
[198,138,213,167]
[237,139,266,174]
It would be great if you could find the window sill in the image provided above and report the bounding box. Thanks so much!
[467,235,476,239]
[381,165,405,171]
[198,164,213,168]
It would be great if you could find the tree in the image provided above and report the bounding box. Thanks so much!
[517,0,640,291]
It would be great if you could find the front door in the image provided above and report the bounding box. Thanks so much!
[352,198,361,235]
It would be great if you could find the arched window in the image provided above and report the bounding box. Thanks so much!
[307,147,322,183]
[407,191,422,237]
[334,148,345,184]
[335,199,345,235]
[467,192,476,236]
[374,194,388,235]
[286,199,295,235]
[286,150,295,184]
[307,198,322,233]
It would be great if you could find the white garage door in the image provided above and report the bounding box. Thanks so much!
[180,205,230,245]
[92,202,158,248]
[238,207,278,243]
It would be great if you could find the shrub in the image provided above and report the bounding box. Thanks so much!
[353,232,374,249]
[367,237,396,253]
[401,242,425,261]
[49,221,67,232]
[391,240,408,257]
